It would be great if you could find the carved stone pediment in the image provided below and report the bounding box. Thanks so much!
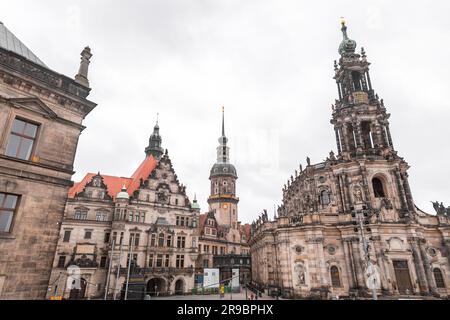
[8,96,57,119]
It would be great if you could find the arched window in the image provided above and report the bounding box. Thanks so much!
[372,177,385,198]
[330,266,341,287]
[320,190,330,206]
[433,268,445,288]
[158,233,165,247]
[351,71,362,91]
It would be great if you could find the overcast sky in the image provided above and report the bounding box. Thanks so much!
[1,0,449,223]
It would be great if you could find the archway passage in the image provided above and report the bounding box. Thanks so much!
[69,278,87,300]
[174,279,184,295]
[147,278,166,296]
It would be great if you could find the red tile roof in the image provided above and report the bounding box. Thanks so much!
[68,155,158,200]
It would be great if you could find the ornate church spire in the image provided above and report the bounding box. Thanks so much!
[145,114,163,159]
[331,20,396,160]
[217,106,229,164]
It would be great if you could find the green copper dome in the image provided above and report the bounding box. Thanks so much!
[338,21,357,55]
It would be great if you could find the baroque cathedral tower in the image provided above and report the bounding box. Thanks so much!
[207,108,239,228]
[249,21,450,299]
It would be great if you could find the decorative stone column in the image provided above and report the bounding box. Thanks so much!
[408,237,430,295]
[334,127,342,154]
[350,238,366,290]
[393,168,408,213]
[418,239,437,295]
[401,172,415,212]
[342,238,357,289]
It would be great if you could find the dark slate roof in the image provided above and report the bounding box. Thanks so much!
[210,163,237,178]
[0,21,46,67]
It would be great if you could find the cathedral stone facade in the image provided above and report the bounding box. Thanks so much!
[46,124,201,299]
[0,22,96,299]
[249,22,450,299]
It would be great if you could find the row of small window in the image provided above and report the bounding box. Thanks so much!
[150,233,186,248]
[176,216,192,227]
[114,209,146,223]
[57,255,108,269]
[204,227,217,236]
[0,192,19,233]
[148,254,185,268]
[74,210,109,221]
[200,244,227,255]
[63,229,99,241]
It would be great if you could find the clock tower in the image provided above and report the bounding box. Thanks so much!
[207,108,239,228]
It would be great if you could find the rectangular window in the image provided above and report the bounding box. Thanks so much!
[148,254,154,267]
[0,193,19,232]
[140,212,145,223]
[104,232,110,243]
[100,256,107,268]
[74,210,87,220]
[177,236,186,248]
[5,118,38,160]
[156,254,163,267]
[203,259,209,268]
[63,230,71,242]
[150,234,156,246]
[96,212,106,221]
[176,255,185,268]
[112,232,117,244]
[84,230,92,239]
[57,256,66,268]
[134,233,140,246]
[165,254,170,267]
[176,216,180,226]
[166,235,172,247]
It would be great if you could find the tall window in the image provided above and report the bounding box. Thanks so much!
[433,268,445,288]
[100,256,107,268]
[165,254,170,267]
[320,190,331,206]
[150,234,156,246]
[177,236,186,248]
[5,118,38,160]
[166,235,172,247]
[156,254,163,267]
[158,233,165,247]
[63,230,71,242]
[57,256,66,268]
[148,254,154,267]
[372,177,385,198]
[104,232,110,243]
[176,255,185,268]
[330,266,341,287]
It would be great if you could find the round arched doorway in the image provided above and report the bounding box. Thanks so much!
[174,278,185,295]
[147,278,166,296]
